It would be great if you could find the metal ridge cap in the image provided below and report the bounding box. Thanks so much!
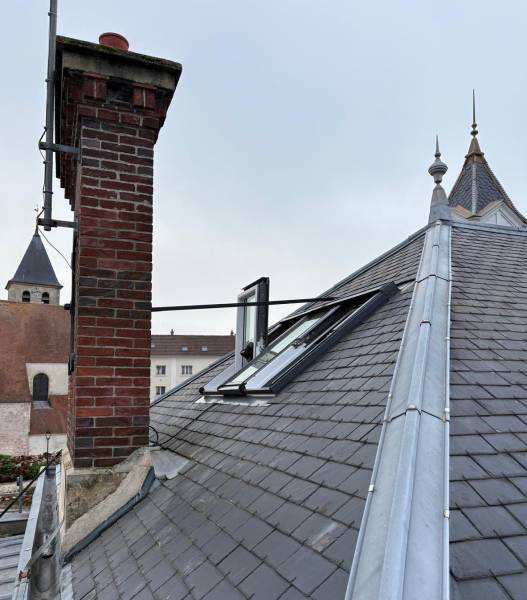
[345,221,451,600]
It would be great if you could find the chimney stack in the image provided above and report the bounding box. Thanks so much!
[55,34,181,468]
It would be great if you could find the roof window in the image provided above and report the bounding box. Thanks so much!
[234,277,269,370]
[204,281,398,397]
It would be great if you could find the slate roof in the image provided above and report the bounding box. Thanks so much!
[63,143,527,600]
[6,231,62,289]
[448,136,527,223]
[449,225,527,600]
[67,231,423,599]
[151,335,235,357]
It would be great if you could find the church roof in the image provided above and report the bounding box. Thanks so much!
[6,231,62,289]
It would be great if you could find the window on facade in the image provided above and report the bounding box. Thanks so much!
[201,345,208,352]
[181,346,188,352]
[22,290,30,303]
[156,365,166,375]
[181,365,193,376]
[41,292,50,304]
[156,386,166,396]
[33,373,49,404]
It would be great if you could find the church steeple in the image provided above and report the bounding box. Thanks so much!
[448,94,527,225]
[6,228,62,304]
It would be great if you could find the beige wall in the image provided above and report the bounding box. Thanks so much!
[29,433,67,455]
[150,354,222,401]
[0,402,31,455]
[7,283,60,305]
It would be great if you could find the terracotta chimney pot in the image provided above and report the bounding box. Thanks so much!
[99,32,129,51]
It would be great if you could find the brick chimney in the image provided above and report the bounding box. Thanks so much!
[55,35,181,468]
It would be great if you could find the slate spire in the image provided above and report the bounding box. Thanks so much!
[448,94,527,223]
[6,229,62,289]
[428,136,451,223]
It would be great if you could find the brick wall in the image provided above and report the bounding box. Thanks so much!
[56,38,180,468]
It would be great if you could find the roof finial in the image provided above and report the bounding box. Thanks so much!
[428,135,448,185]
[428,136,450,223]
[471,89,478,137]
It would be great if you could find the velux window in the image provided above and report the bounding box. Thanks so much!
[202,281,398,398]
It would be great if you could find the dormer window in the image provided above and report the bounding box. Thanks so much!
[22,290,30,303]
[234,278,269,370]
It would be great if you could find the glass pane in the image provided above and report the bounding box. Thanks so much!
[243,292,256,345]
[227,313,323,386]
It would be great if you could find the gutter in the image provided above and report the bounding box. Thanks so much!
[345,220,452,600]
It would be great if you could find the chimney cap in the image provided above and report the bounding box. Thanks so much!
[99,32,129,51]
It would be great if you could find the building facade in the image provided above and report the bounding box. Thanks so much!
[0,230,68,455]
[150,334,235,400]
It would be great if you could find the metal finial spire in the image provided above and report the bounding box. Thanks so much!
[471,89,478,137]
[428,135,448,185]
[428,135,450,223]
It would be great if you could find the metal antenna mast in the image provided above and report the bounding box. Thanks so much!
[42,0,57,231]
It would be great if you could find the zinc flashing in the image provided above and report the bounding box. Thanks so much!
[345,221,452,600]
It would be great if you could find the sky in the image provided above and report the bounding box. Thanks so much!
[1,1,527,335]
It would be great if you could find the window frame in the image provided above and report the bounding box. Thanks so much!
[211,282,399,397]
[155,385,166,396]
[234,277,269,371]
[156,365,166,376]
[32,373,50,405]
[181,365,193,376]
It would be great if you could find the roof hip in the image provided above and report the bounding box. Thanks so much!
[346,221,452,600]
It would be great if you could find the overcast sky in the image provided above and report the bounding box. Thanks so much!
[1,1,526,334]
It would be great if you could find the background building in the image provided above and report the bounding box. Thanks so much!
[0,230,68,455]
[150,333,234,400]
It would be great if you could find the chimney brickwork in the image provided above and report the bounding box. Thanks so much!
[56,36,181,468]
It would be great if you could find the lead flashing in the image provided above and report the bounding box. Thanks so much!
[345,221,451,600]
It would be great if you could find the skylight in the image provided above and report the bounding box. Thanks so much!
[204,281,399,397]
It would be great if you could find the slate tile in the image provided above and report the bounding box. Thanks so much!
[253,530,299,567]
[450,539,523,579]
[453,578,511,600]
[303,486,349,517]
[450,455,488,480]
[268,501,312,534]
[201,531,238,565]
[464,506,526,537]
[473,453,526,478]
[450,509,480,542]
[503,535,527,565]
[232,516,274,550]
[217,545,261,585]
[507,503,527,528]
[469,478,525,505]
[279,546,336,595]
[292,513,346,551]
[154,574,189,600]
[497,573,527,600]
[185,560,223,599]
[312,567,349,600]
[239,563,289,600]
[204,579,246,600]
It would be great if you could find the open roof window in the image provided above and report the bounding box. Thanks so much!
[234,277,269,370]
[203,281,398,397]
